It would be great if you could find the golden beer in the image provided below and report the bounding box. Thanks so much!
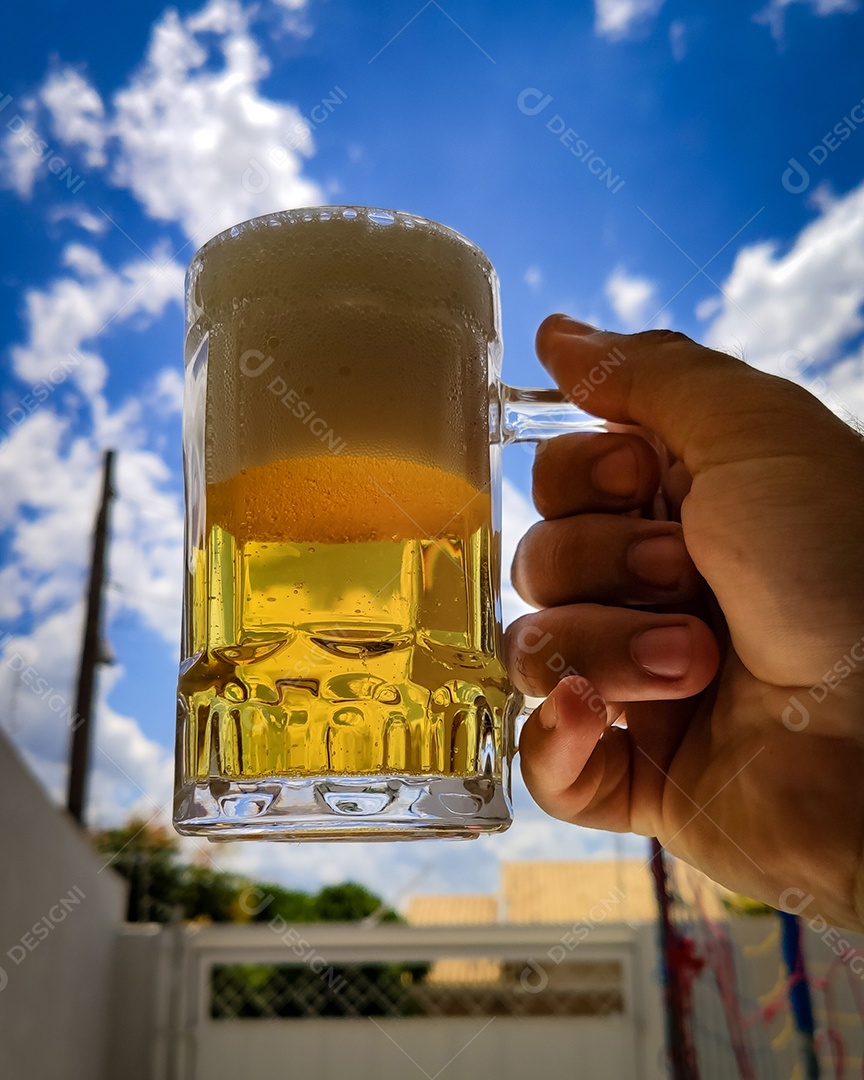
[175,207,518,839]
[179,454,509,779]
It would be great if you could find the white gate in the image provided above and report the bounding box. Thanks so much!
[109,921,664,1080]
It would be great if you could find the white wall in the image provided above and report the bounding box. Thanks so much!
[194,1015,640,1080]
[0,729,127,1080]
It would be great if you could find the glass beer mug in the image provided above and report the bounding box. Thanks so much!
[174,207,601,841]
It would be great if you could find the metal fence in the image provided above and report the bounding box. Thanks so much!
[210,956,625,1020]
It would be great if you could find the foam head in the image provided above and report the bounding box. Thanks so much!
[185,207,501,486]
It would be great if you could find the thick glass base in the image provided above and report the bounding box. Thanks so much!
[173,774,512,841]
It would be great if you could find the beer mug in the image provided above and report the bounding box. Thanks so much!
[174,207,602,841]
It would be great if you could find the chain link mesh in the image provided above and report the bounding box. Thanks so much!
[211,958,625,1020]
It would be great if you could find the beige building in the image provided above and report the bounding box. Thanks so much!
[407,856,729,927]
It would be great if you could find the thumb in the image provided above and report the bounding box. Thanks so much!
[536,315,843,475]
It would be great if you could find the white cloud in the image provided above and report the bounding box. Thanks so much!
[0,97,43,198]
[0,0,336,871]
[698,180,864,432]
[151,367,185,413]
[604,267,658,328]
[62,242,107,278]
[501,477,540,628]
[48,205,109,234]
[9,245,183,397]
[0,0,324,242]
[755,0,859,39]
[40,68,107,167]
[0,609,174,825]
[523,266,543,290]
[594,0,665,41]
[0,409,183,639]
[34,0,321,243]
[702,180,864,373]
[0,402,183,822]
[819,341,864,429]
[108,0,322,240]
[0,234,186,811]
[669,19,687,60]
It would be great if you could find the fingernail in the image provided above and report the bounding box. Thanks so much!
[591,444,639,498]
[627,534,690,589]
[554,315,599,337]
[537,693,559,730]
[631,625,692,679]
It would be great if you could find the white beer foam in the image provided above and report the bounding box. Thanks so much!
[186,208,499,486]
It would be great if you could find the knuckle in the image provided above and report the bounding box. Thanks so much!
[633,328,693,349]
[531,462,557,520]
[510,528,535,591]
[517,523,572,608]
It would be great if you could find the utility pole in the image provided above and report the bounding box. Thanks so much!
[67,449,115,826]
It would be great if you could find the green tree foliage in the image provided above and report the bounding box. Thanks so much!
[95,820,426,1017]
[92,819,401,925]
[93,819,181,922]
[313,882,399,922]
[179,865,247,923]
[250,885,316,924]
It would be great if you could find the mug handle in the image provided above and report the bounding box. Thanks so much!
[498,384,606,442]
[497,383,675,729]
[498,382,672,520]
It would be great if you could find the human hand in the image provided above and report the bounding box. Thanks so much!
[505,315,864,930]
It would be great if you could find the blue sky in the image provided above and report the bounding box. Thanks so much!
[1,0,863,902]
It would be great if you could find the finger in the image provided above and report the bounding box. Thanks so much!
[504,604,720,700]
[512,516,701,608]
[533,432,661,519]
[535,315,849,474]
[535,316,864,688]
[518,677,634,829]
